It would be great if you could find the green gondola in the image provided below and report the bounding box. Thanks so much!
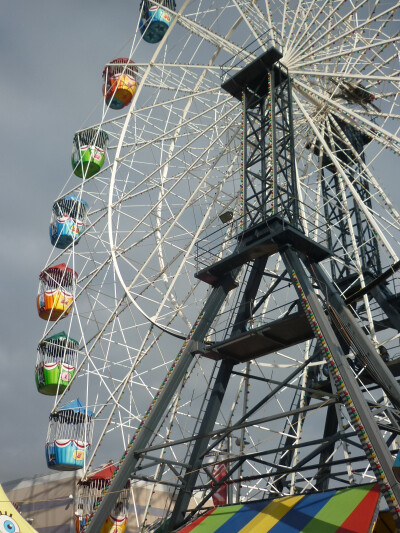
[35,332,78,395]
[71,128,109,179]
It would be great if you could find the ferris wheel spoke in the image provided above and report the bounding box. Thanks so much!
[112,115,239,308]
[284,0,319,59]
[153,166,240,321]
[111,99,239,209]
[285,0,347,63]
[291,70,399,84]
[110,174,234,280]
[293,35,400,71]
[294,78,400,156]
[51,291,138,412]
[294,91,399,264]
[240,1,273,41]
[279,0,289,44]
[298,1,394,64]
[362,49,400,84]
[230,0,266,50]
[282,0,307,58]
[340,9,399,80]
[173,7,248,59]
[109,207,202,295]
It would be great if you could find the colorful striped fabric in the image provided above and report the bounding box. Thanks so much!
[177,484,380,533]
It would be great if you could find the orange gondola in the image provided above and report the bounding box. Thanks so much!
[103,59,137,110]
[37,264,77,321]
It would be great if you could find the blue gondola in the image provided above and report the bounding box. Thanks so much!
[139,0,176,43]
[49,195,88,249]
[46,399,94,471]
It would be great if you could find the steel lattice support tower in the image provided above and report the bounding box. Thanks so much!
[85,48,400,533]
[240,61,298,229]
[315,117,400,332]
[316,118,382,282]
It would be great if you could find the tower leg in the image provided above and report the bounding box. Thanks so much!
[308,259,400,409]
[168,358,235,531]
[315,403,339,491]
[168,257,269,530]
[281,246,400,523]
[84,277,236,533]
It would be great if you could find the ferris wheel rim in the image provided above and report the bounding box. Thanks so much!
[106,0,193,338]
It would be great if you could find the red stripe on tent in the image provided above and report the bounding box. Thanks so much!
[336,484,381,533]
[178,508,216,532]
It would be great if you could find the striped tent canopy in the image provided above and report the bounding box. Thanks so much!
[177,484,381,533]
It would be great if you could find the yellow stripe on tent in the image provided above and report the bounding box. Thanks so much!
[239,495,304,533]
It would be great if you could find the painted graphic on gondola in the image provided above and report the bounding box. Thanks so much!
[75,513,127,533]
[46,439,89,469]
[140,6,174,43]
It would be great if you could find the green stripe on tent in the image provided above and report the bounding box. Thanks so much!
[189,504,244,533]
[301,485,374,533]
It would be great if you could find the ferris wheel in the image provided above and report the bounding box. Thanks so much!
[35,1,400,531]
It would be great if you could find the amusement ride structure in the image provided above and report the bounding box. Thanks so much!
[35,1,400,531]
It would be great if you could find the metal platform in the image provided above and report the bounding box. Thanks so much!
[221,47,283,100]
[203,307,400,364]
[202,297,400,365]
[204,313,400,379]
[203,310,313,362]
[195,216,331,286]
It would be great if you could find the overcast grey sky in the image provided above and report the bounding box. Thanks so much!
[0,0,147,483]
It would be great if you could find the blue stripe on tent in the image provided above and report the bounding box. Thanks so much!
[214,500,271,533]
[267,490,337,533]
